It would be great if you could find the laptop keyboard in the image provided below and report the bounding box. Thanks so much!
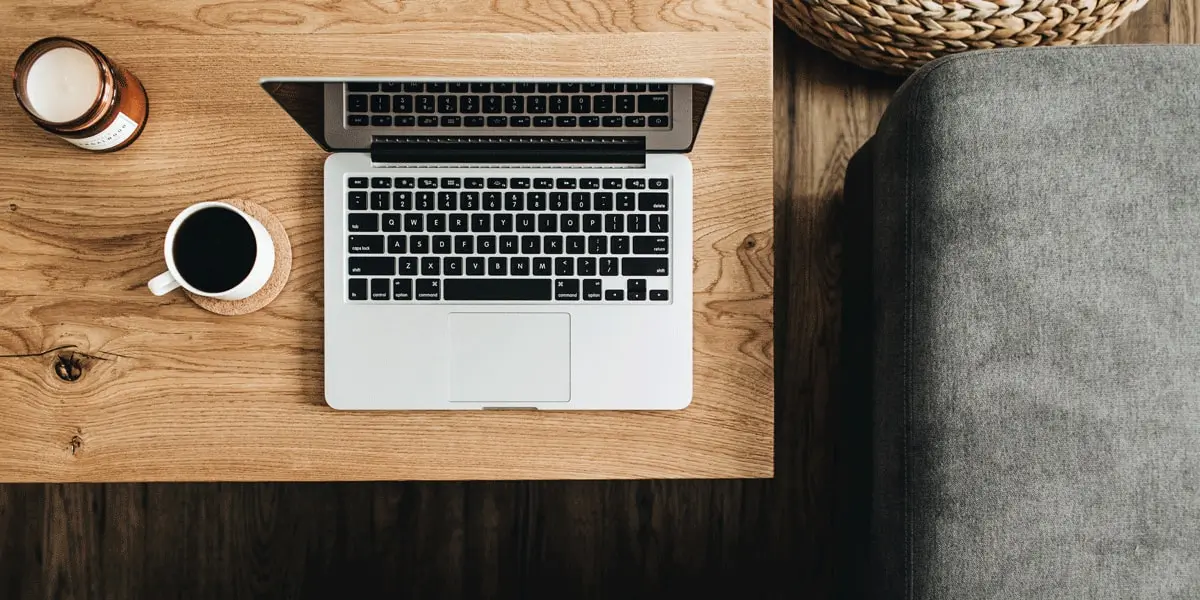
[345,174,672,303]
[344,82,672,129]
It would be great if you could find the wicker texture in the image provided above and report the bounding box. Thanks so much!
[776,0,1150,74]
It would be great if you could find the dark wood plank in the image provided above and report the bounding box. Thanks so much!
[0,484,44,600]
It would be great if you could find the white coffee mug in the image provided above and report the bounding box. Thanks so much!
[147,201,274,300]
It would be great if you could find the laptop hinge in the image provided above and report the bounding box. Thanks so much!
[370,135,646,166]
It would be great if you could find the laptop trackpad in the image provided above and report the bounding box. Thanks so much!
[448,313,571,403]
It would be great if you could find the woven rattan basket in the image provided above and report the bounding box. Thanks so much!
[776,0,1150,74]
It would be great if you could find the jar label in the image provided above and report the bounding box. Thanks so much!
[64,112,138,150]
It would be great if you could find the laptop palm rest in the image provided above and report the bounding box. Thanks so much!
[448,313,571,403]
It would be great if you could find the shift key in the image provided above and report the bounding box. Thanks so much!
[621,257,668,276]
[348,256,395,276]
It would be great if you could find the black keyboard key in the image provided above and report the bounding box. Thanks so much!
[566,235,585,254]
[405,214,424,232]
[638,94,669,113]
[639,192,669,211]
[571,95,591,113]
[371,115,393,126]
[438,191,457,211]
[394,115,416,126]
[504,96,525,113]
[581,83,603,93]
[616,95,636,113]
[594,95,613,113]
[438,95,457,113]
[388,235,407,254]
[600,257,618,276]
[505,192,524,211]
[349,235,383,254]
[466,256,485,275]
[538,214,557,232]
[416,192,435,211]
[560,83,581,93]
[349,278,367,300]
[516,214,535,232]
[550,192,569,211]
[578,257,597,276]
[483,95,502,113]
[650,214,669,233]
[612,236,630,254]
[602,178,623,190]
[348,191,368,210]
[348,82,377,92]
[556,116,577,127]
[440,116,461,127]
[625,115,646,127]
[410,235,429,253]
[649,83,668,92]
[444,257,463,276]
[349,177,370,188]
[555,279,580,301]
[455,235,474,254]
[382,213,402,232]
[556,178,577,190]
[588,235,607,254]
[348,114,370,126]
[594,192,613,211]
[393,95,413,112]
[426,82,446,93]
[649,115,669,128]
[418,115,438,127]
[650,289,669,301]
[510,257,530,276]
[628,278,646,292]
[470,82,491,93]
[465,116,485,127]
[499,235,519,254]
[349,256,394,276]
[398,257,418,276]
[348,213,378,232]
[371,191,389,210]
[422,257,440,276]
[510,116,531,127]
[370,177,391,188]
[487,177,507,189]
[460,95,480,113]
[416,279,441,300]
[427,213,447,232]
[604,83,624,93]
[605,289,624,301]
[633,235,669,254]
[484,191,502,210]
[550,95,569,113]
[403,82,423,92]
[628,214,646,232]
[394,177,415,188]
[537,82,558,93]
[528,96,547,113]
[616,192,636,211]
[622,258,668,276]
[477,235,496,254]
[571,192,590,211]
[393,278,413,300]
[444,279,552,301]
[522,235,541,254]
[493,82,513,93]
[449,82,469,93]
[580,178,600,190]
[461,192,480,211]
[487,116,508,127]
[511,178,531,189]
[583,213,602,232]
[650,178,669,190]
[471,214,490,232]
[544,235,563,254]
[602,115,623,128]
[418,177,438,189]
[561,214,579,232]
[433,235,452,254]
[449,213,469,232]
[583,279,603,301]
[533,116,554,127]
[555,257,574,276]
[416,95,436,113]
[516,82,536,93]
[371,94,390,112]
[533,257,552,276]
[494,214,514,232]
[465,177,485,189]
[605,214,624,232]
[488,257,507,275]
[348,94,368,112]
[627,84,646,93]
[626,178,647,190]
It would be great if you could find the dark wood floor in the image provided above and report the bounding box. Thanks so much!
[1,7,1188,597]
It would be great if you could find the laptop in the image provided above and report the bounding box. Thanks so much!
[261,77,714,410]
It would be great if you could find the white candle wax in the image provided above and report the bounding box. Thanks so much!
[24,47,101,123]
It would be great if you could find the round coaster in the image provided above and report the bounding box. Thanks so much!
[185,199,292,316]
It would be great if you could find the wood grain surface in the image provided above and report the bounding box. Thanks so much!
[0,3,773,482]
[0,2,1190,599]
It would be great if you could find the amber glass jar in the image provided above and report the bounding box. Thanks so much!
[12,37,148,152]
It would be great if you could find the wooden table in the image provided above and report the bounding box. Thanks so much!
[0,0,773,482]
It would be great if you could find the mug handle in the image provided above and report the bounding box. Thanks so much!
[147,271,180,296]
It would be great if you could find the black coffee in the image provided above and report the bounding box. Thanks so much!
[172,206,256,293]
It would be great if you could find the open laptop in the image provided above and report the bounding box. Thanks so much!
[261,77,713,410]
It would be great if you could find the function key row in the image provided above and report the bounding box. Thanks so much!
[348,93,669,115]
[346,114,667,128]
[347,82,669,94]
[348,177,668,190]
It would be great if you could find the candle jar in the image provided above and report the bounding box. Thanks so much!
[12,37,148,152]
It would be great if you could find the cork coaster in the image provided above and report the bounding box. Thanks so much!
[185,200,292,316]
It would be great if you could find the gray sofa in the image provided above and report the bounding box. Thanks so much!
[844,46,1200,598]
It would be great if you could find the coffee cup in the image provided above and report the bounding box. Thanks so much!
[148,201,275,300]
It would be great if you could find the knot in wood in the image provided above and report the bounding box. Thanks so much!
[54,353,83,382]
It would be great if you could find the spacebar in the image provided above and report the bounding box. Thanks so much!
[443,279,552,301]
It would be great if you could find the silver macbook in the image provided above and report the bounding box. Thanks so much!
[262,77,713,409]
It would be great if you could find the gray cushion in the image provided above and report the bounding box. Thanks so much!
[859,46,1200,599]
